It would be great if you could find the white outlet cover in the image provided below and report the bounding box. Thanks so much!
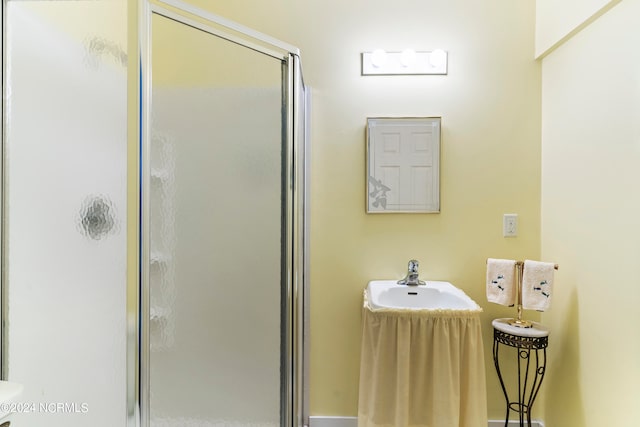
[503,213,518,237]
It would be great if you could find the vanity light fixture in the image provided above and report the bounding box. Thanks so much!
[361,49,448,75]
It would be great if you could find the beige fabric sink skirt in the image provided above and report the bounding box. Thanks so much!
[358,292,487,427]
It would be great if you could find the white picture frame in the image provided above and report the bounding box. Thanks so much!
[366,117,441,213]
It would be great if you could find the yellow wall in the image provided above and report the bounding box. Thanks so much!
[197,0,541,418]
[138,0,542,419]
[540,0,640,425]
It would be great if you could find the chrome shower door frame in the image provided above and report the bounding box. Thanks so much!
[136,1,307,426]
[0,0,5,380]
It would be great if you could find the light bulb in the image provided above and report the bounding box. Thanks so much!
[371,49,387,68]
[429,49,447,67]
[400,49,416,67]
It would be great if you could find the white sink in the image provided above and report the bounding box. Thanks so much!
[367,280,481,310]
[0,380,24,420]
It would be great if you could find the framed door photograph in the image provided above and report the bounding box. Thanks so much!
[366,117,441,213]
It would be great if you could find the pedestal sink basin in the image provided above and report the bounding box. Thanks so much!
[366,280,481,310]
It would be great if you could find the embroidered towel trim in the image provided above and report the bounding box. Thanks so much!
[486,258,516,307]
[521,260,555,311]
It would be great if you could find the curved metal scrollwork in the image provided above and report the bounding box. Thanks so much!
[494,329,548,349]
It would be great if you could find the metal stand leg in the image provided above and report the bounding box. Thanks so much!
[492,335,510,427]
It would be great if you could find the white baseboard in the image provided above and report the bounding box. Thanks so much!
[488,421,545,427]
[308,416,357,427]
[308,416,544,427]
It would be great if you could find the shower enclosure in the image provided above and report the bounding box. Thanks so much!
[1,1,308,426]
[139,2,308,426]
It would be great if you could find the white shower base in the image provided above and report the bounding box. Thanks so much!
[151,418,278,427]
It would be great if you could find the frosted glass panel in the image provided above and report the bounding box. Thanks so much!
[149,14,283,427]
[4,1,128,427]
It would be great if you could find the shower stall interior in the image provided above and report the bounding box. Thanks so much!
[1,1,308,426]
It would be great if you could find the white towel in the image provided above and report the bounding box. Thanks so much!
[522,260,555,311]
[486,258,516,306]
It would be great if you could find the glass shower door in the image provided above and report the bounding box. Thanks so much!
[3,1,128,426]
[146,11,287,427]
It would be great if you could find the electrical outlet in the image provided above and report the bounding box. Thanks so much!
[503,214,518,237]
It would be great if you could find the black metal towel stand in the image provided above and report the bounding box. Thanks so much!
[492,320,549,427]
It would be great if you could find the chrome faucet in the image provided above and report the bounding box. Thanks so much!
[397,259,426,286]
